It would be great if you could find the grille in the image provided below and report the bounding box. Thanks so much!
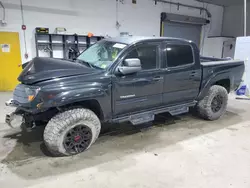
[13,84,29,103]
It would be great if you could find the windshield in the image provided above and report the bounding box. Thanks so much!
[77,41,127,69]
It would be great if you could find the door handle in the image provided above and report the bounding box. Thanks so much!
[189,71,198,78]
[152,76,163,81]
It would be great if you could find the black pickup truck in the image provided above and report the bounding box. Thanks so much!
[5,36,244,156]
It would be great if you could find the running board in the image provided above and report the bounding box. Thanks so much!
[112,101,196,125]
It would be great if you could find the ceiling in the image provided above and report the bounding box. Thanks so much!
[196,0,247,7]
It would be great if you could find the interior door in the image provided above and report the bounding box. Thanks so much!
[112,42,164,116]
[222,39,236,58]
[162,43,201,105]
[0,32,22,91]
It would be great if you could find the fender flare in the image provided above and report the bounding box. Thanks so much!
[197,72,232,101]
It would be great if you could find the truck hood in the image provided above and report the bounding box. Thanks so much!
[18,57,97,84]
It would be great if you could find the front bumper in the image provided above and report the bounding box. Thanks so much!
[5,99,23,128]
[5,99,35,129]
[5,98,17,108]
[5,84,52,129]
[5,98,41,114]
[5,111,24,128]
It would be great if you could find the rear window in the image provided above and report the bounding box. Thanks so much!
[165,44,194,67]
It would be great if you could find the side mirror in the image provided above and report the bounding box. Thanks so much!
[118,58,141,75]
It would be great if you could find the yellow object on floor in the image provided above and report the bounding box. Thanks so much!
[0,32,22,91]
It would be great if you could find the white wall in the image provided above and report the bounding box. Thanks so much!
[222,4,245,37]
[0,0,224,63]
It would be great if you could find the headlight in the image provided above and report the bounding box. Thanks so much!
[25,87,40,102]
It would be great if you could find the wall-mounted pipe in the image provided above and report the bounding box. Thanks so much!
[154,0,212,18]
[244,0,247,36]
[0,1,5,21]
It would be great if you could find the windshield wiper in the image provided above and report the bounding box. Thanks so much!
[77,59,94,68]
[76,59,103,70]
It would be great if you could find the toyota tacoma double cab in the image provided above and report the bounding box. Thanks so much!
[5,36,244,156]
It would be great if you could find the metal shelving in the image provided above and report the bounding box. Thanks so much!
[35,33,104,60]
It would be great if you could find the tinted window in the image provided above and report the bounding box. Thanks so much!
[166,45,194,67]
[125,44,158,70]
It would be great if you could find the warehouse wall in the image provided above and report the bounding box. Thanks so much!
[0,0,224,63]
[222,4,246,37]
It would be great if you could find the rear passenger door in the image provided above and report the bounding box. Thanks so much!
[162,42,201,105]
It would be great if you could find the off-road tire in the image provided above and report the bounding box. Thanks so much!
[196,85,228,120]
[44,108,101,156]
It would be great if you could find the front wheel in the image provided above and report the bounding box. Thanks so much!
[44,108,101,156]
[196,85,228,121]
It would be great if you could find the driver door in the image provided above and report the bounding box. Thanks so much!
[112,42,164,116]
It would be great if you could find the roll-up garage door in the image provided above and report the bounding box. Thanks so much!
[160,13,210,48]
[163,22,202,47]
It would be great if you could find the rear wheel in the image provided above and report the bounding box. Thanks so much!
[44,108,101,156]
[196,85,228,120]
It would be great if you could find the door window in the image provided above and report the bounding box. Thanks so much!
[124,44,158,70]
[165,44,194,67]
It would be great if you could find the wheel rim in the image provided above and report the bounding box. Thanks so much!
[63,125,92,154]
[211,95,223,113]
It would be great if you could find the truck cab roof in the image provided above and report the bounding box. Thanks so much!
[104,36,194,45]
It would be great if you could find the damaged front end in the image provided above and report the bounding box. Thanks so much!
[5,99,55,131]
[5,99,24,129]
[5,99,34,130]
[4,84,40,130]
[4,85,51,131]
[5,110,24,128]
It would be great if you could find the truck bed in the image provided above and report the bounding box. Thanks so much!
[200,56,245,94]
[200,56,233,62]
[201,59,244,67]
[200,55,244,69]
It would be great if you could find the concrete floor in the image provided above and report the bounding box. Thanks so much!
[0,92,250,188]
